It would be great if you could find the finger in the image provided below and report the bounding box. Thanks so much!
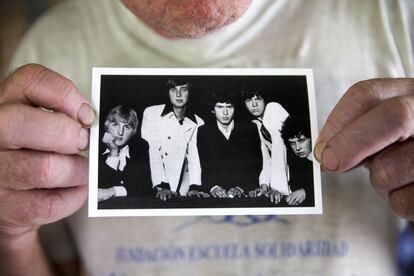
[370,140,414,197]
[0,64,95,127]
[0,103,89,153]
[102,133,112,143]
[275,195,280,204]
[0,184,87,227]
[316,78,414,147]
[0,150,88,190]
[389,184,414,220]
[287,195,294,205]
[316,94,414,172]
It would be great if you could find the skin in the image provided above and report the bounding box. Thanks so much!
[211,186,227,198]
[169,84,190,109]
[121,0,252,38]
[0,64,91,276]
[104,120,135,149]
[286,189,306,206]
[288,135,311,159]
[244,95,283,203]
[210,103,243,198]
[158,83,196,201]
[213,102,235,126]
[314,78,414,219]
[285,134,311,206]
[244,95,266,118]
[99,119,136,202]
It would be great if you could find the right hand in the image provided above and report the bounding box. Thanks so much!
[98,188,116,202]
[102,132,119,152]
[265,189,282,204]
[156,188,177,201]
[210,186,227,198]
[0,64,95,239]
[249,184,269,197]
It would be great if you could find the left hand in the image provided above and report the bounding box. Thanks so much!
[187,190,210,198]
[315,78,414,219]
[265,189,282,204]
[285,189,306,206]
[98,188,116,202]
[227,187,243,198]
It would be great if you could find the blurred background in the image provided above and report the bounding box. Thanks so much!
[1,1,414,276]
[0,0,64,80]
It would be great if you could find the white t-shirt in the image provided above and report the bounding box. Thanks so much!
[11,0,414,275]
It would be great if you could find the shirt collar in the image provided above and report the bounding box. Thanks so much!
[161,103,198,124]
[217,120,235,140]
[103,145,130,158]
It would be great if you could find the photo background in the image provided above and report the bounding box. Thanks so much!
[99,75,311,138]
[97,74,315,209]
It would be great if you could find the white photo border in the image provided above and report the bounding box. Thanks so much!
[88,68,322,217]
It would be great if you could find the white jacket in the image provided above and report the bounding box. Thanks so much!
[141,104,204,195]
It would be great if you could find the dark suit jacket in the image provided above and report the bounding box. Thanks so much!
[98,138,154,196]
[197,121,262,193]
[287,151,314,206]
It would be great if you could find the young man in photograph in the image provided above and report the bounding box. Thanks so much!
[197,92,262,198]
[241,88,290,204]
[281,115,314,206]
[141,78,208,201]
[99,105,153,202]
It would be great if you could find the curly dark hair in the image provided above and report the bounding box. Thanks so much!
[281,115,311,146]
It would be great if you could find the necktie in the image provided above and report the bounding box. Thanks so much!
[259,119,272,144]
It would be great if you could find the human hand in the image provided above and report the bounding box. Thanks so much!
[187,190,210,198]
[286,189,306,206]
[102,132,119,153]
[156,188,177,201]
[314,78,414,219]
[249,184,269,197]
[265,189,282,204]
[227,187,243,198]
[210,186,227,198]
[0,64,94,235]
[98,188,116,202]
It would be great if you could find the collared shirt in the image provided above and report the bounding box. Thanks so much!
[104,145,130,171]
[216,120,234,140]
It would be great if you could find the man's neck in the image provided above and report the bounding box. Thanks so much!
[173,106,187,121]
[216,120,235,140]
[219,121,232,131]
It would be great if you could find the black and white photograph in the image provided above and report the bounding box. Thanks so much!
[88,68,321,216]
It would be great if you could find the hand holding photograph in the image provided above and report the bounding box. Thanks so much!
[88,68,321,217]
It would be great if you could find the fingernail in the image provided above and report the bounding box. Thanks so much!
[78,128,89,151]
[320,145,339,171]
[78,103,96,127]
[314,140,326,163]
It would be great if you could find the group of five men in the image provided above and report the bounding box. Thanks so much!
[98,78,313,206]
